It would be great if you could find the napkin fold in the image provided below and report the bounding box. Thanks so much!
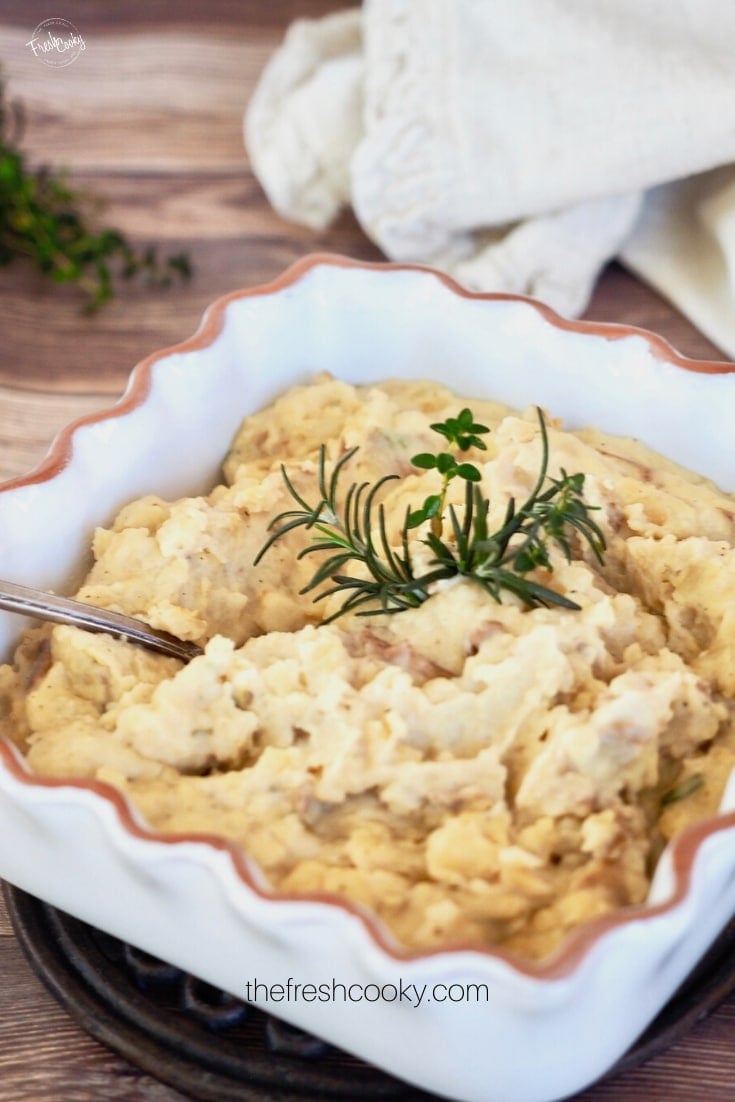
[246,1,735,356]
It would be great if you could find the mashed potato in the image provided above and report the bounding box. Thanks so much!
[2,374,735,960]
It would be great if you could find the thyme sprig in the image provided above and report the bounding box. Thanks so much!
[0,69,191,312]
[421,409,606,610]
[408,408,489,535]
[255,407,606,621]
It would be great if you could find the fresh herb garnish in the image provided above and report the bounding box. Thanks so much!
[409,407,489,535]
[254,445,427,621]
[661,774,704,806]
[0,69,191,312]
[254,407,606,622]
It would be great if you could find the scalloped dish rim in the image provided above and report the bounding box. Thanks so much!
[2,253,735,989]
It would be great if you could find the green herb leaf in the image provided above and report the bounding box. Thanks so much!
[254,406,607,620]
[0,68,191,311]
[429,409,490,452]
[456,463,482,481]
[411,453,439,470]
[661,774,704,806]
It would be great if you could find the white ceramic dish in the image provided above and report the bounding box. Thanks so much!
[2,255,735,1102]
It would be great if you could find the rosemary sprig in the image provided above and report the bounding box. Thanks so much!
[0,69,191,312]
[661,774,704,806]
[253,446,432,622]
[254,407,606,621]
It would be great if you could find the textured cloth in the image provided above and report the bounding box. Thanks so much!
[245,1,735,355]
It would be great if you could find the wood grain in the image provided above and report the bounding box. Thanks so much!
[0,1,355,32]
[0,882,735,1102]
[0,892,189,1102]
[1,2,734,1100]
[0,27,268,171]
[0,257,717,482]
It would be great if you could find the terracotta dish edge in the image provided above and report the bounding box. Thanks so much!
[1,252,734,981]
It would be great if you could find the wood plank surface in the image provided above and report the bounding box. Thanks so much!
[0,2,734,1100]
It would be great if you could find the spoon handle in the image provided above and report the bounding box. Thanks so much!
[0,579,203,663]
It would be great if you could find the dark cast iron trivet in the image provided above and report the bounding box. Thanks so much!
[5,883,735,1102]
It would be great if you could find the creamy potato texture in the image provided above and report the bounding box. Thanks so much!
[2,375,735,960]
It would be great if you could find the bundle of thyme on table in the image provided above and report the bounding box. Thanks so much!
[0,69,191,311]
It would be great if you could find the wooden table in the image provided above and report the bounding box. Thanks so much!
[0,3,733,1099]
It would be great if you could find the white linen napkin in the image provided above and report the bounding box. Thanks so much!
[245,1,735,357]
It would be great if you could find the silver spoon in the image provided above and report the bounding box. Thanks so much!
[0,579,203,663]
